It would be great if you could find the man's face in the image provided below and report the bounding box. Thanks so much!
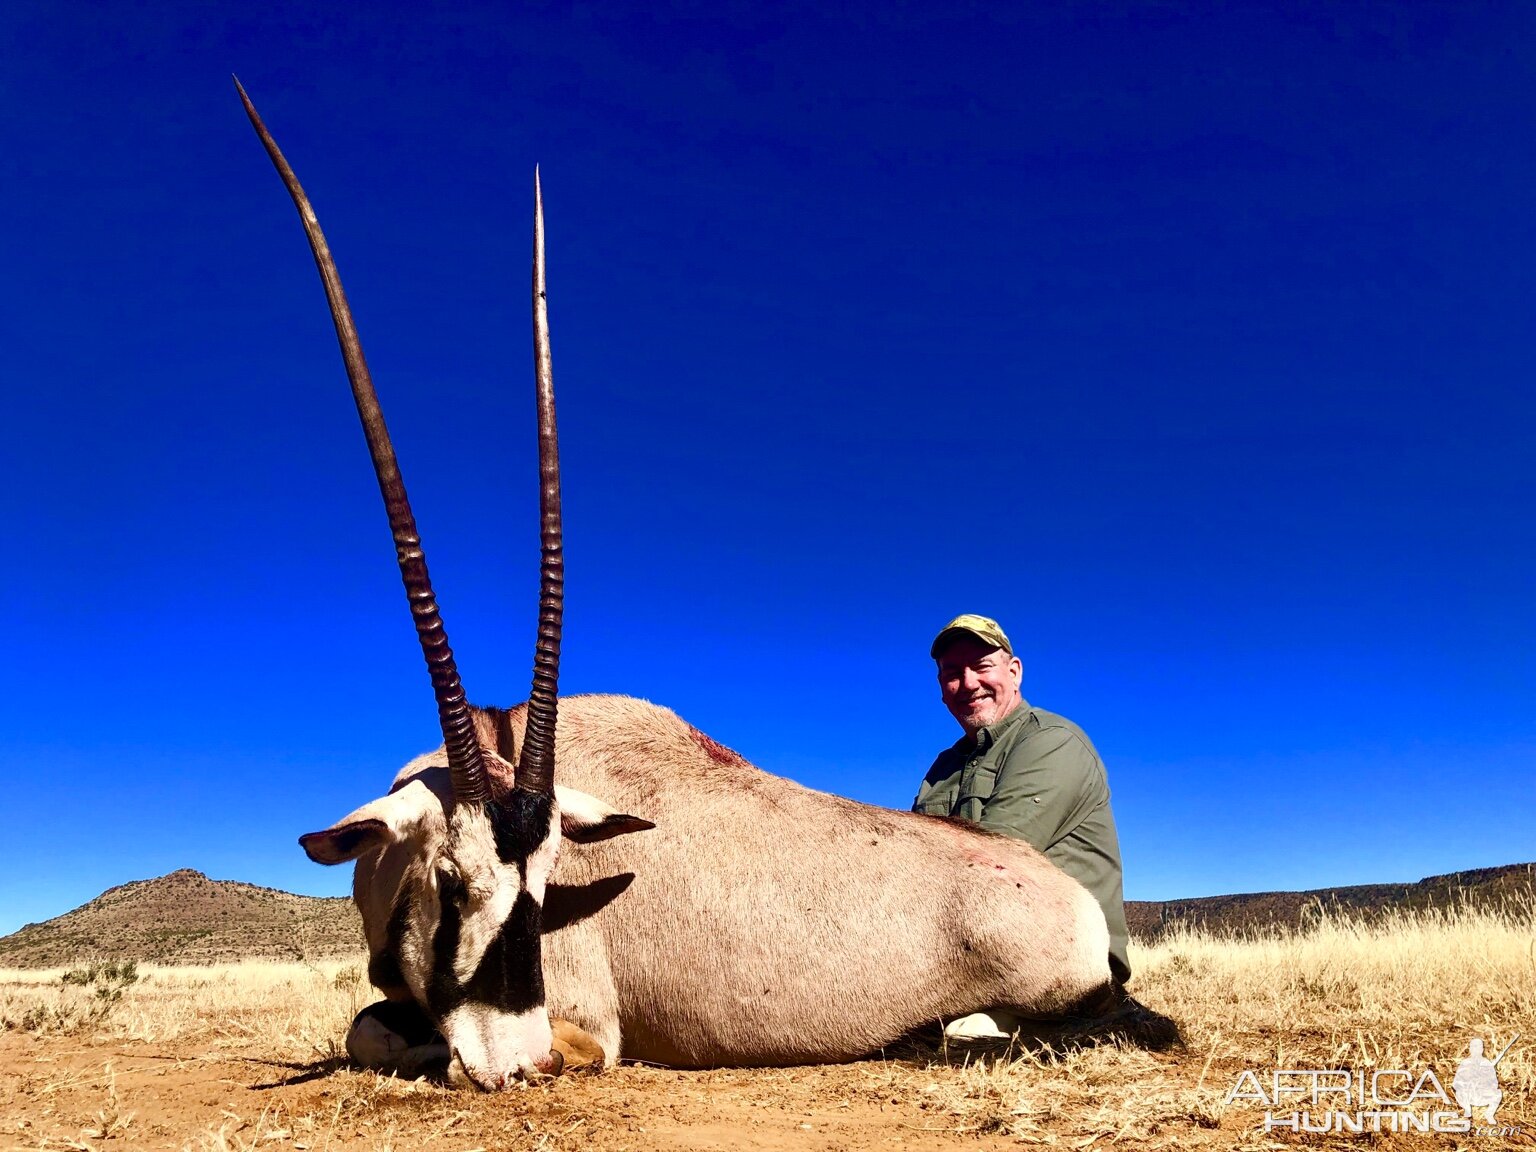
[937,636,1023,735]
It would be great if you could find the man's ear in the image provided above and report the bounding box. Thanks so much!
[298,779,443,864]
[555,785,655,844]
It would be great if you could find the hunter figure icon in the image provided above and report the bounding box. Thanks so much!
[1453,1036,1516,1121]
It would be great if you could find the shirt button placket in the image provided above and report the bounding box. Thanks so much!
[961,756,981,818]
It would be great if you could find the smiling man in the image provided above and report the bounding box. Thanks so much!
[913,615,1131,1037]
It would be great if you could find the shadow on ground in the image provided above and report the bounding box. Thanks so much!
[895,997,1185,1067]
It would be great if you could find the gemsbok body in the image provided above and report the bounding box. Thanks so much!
[237,83,1118,1088]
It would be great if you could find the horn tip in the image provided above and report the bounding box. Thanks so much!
[232,76,260,125]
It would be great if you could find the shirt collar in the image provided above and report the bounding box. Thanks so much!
[964,697,1032,752]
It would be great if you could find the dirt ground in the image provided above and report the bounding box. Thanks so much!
[3,1025,1531,1152]
[0,1029,1194,1152]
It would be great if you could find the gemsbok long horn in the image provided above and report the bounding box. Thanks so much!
[234,78,489,803]
[516,169,563,798]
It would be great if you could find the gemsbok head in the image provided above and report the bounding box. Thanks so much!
[236,80,649,1089]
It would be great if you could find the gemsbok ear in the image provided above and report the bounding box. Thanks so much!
[299,778,443,865]
[556,785,656,844]
[299,819,391,865]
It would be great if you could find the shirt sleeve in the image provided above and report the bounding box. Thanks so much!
[977,725,1098,851]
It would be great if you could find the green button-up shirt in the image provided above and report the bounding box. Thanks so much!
[912,700,1131,982]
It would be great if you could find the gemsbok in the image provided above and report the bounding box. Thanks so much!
[238,81,1123,1090]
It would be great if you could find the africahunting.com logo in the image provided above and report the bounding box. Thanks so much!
[1225,1033,1521,1137]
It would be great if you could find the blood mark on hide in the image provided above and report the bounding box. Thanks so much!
[688,725,748,768]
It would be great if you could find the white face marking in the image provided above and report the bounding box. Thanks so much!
[441,1003,554,1090]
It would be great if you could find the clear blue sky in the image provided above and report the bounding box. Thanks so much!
[2,1,1531,937]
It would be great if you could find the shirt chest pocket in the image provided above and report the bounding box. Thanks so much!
[955,761,999,820]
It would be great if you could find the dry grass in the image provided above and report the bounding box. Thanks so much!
[912,897,1536,1143]
[1,899,1531,1150]
[0,957,371,1055]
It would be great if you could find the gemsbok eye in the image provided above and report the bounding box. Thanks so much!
[437,869,467,906]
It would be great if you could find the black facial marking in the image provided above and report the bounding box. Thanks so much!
[368,952,405,995]
[427,892,465,1009]
[467,890,545,1012]
[424,887,545,1018]
[486,788,556,866]
[368,895,412,995]
[437,868,467,907]
[386,892,411,948]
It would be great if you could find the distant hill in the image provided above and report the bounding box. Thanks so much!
[0,869,361,968]
[1,863,1531,969]
[1125,862,1535,941]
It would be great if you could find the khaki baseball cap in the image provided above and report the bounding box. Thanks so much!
[930,614,1012,659]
